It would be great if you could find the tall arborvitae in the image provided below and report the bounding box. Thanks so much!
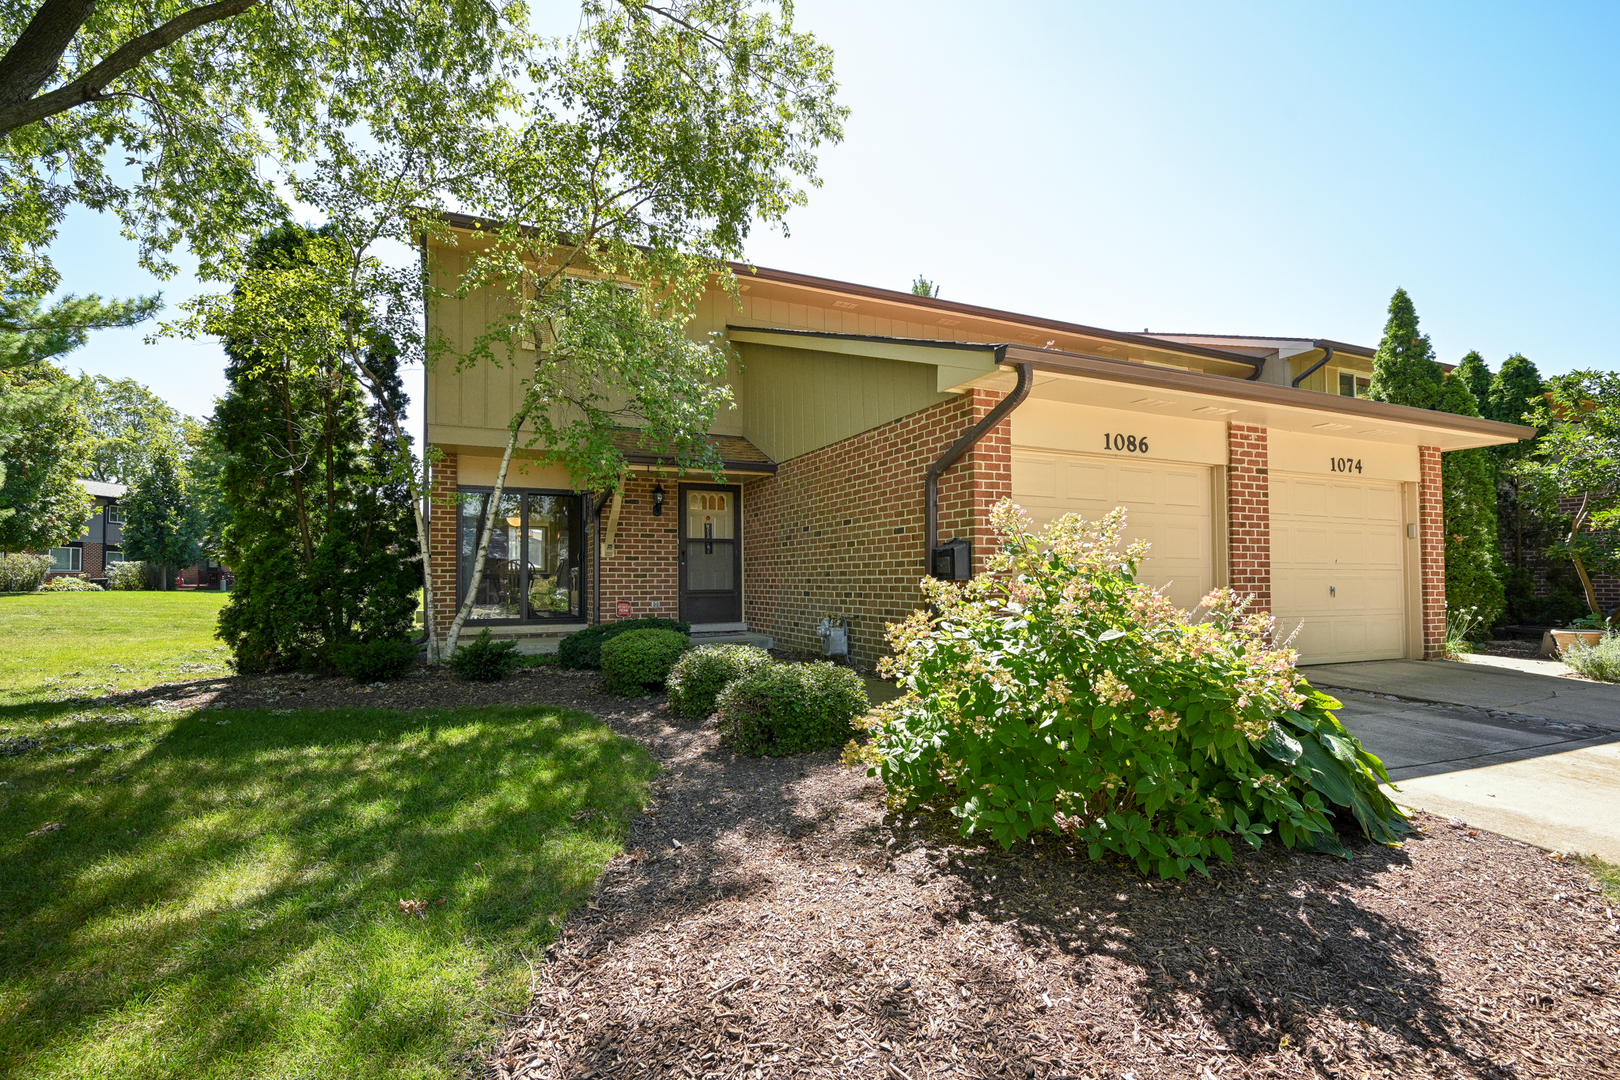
[1366,289,1504,631]
[1455,351,1492,413]
[213,225,418,672]
[1485,355,1564,620]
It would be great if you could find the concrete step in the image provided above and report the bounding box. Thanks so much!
[690,630,775,650]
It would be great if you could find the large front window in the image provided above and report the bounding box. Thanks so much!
[457,488,584,622]
[49,547,81,572]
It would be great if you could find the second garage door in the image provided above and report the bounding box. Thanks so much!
[1271,474,1408,664]
[1011,449,1214,612]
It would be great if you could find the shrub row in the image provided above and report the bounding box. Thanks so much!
[716,660,869,756]
[0,553,52,593]
[602,629,691,695]
[557,618,689,669]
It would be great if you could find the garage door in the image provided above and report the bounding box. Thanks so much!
[1011,449,1214,612]
[1271,474,1407,664]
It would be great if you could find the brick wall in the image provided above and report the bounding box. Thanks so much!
[1226,424,1270,612]
[1418,445,1447,658]
[742,388,1011,666]
[427,451,460,638]
[82,542,105,578]
[596,473,680,622]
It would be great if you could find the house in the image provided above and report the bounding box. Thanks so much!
[46,480,127,581]
[422,219,1533,666]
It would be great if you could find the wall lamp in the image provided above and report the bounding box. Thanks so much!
[651,484,665,516]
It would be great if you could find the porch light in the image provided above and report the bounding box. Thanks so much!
[652,484,665,516]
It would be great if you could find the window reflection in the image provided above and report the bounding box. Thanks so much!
[457,489,582,622]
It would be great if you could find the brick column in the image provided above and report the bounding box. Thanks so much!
[1418,445,1447,659]
[1226,424,1270,612]
[427,449,460,642]
[954,387,1014,576]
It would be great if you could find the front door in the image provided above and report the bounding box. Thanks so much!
[679,484,742,624]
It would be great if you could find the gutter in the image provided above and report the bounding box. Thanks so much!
[1292,343,1335,388]
[924,356,1034,560]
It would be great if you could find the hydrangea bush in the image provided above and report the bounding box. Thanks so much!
[853,501,1408,879]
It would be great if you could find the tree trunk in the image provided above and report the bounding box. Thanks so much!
[443,413,526,656]
[1566,491,1601,616]
[160,562,168,591]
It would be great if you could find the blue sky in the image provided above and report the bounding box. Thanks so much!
[50,0,1620,420]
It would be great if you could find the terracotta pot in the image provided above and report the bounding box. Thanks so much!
[1550,629,1606,655]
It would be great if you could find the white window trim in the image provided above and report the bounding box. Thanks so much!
[49,546,82,572]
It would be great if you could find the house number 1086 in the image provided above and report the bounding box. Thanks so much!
[1103,433,1149,453]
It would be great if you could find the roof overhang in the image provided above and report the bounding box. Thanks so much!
[995,344,1532,451]
[726,325,1005,392]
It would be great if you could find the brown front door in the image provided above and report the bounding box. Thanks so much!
[678,484,741,624]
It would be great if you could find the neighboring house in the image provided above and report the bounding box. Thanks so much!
[46,480,127,580]
[423,216,1532,665]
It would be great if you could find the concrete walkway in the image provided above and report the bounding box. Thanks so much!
[1306,660,1620,860]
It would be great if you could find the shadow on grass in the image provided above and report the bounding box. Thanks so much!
[0,704,654,1080]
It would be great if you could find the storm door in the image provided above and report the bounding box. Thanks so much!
[678,484,742,624]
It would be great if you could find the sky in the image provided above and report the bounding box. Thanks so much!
[46,0,1620,422]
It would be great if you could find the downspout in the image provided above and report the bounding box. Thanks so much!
[924,356,1035,558]
[1292,343,1334,388]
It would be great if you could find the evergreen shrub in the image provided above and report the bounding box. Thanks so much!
[40,575,101,591]
[557,618,690,669]
[449,629,521,682]
[852,501,1410,880]
[601,629,691,695]
[0,553,52,592]
[717,661,869,756]
[667,644,773,719]
[105,560,149,591]
[334,638,419,682]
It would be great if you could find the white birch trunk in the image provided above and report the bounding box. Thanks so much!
[443,415,524,656]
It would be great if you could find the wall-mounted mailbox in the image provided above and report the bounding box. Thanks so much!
[931,537,972,581]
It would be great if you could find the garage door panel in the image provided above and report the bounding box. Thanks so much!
[1272,473,1407,665]
[1014,450,1214,612]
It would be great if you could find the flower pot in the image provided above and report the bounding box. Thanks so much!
[1550,629,1605,655]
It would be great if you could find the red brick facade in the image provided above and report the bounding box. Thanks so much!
[596,473,680,622]
[741,389,1012,665]
[1418,445,1447,658]
[427,451,461,638]
[1226,424,1270,612]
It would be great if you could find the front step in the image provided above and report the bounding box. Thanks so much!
[690,630,775,650]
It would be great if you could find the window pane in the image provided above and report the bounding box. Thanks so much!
[105,551,126,564]
[524,495,581,617]
[459,492,523,620]
[686,491,733,540]
[685,541,734,591]
[49,547,80,572]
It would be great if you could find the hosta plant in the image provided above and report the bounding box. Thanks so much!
[853,501,1408,880]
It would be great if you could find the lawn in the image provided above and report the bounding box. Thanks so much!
[0,595,655,1079]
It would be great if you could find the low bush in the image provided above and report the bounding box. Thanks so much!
[852,501,1410,880]
[601,629,691,695]
[105,560,149,591]
[334,637,419,682]
[667,643,773,719]
[1563,633,1620,683]
[717,661,869,756]
[557,618,690,669]
[449,629,521,682]
[0,553,52,593]
[40,575,102,592]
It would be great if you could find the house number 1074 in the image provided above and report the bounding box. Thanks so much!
[1103,433,1150,453]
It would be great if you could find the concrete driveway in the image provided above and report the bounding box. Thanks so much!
[1304,659,1620,860]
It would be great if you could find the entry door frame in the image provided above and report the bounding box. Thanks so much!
[677,482,743,625]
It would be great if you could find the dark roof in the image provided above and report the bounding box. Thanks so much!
[610,431,776,474]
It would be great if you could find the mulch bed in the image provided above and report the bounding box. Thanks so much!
[1473,640,1547,662]
[83,667,1620,1078]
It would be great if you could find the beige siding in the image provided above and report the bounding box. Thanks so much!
[735,343,952,463]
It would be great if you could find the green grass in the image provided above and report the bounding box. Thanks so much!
[1586,857,1620,904]
[0,591,231,701]
[0,593,656,1079]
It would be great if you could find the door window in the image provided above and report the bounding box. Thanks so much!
[684,491,735,591]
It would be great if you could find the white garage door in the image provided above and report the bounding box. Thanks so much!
[1011,449,1214,612]
[1271,474,1407,664]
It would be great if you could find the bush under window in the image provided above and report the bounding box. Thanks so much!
[852,501,1409,880]
[0,553,52,593]
[40,576,102,592]
[717,661,869,756]
[449,629,521,682]
[557,618,690,669]
[667,643,773,719]
[601,629,691,695]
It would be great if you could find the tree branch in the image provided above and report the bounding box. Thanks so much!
[0,0,260,137]
[0,0,97,108]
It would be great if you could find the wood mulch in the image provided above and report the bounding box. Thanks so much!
[85,666,1620,1078]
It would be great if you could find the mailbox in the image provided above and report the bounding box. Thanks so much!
[931,537,972,581]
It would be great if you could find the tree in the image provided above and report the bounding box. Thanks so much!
[1366,289,1504,630]
[1484,355,1549,621]
[911,275,940,298]
[211,224,419,672]
[120,441,202,589]
[0,360,91,551]
[1,0,528,293]
[1487,353,1545,427]
[79,375,191,484]
[1455,350,1492,414]
[1,284,159,370]
[1514,371,1620,623]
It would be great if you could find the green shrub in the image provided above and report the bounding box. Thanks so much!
[0,553,52,592]
[1563,633,1620,682]
[449,629,521,682]
[717,660,869,756]
[557,618,690,669]
[334,637,419,682]
[601,629,691,696]
[40,575,102,592]
[854,500,1410,880]
[105,560,149,591]
[667,643,773,719]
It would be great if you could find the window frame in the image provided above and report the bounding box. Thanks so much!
[455,486,587,625]
[105,504,126,525]
[49,546,82,572]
